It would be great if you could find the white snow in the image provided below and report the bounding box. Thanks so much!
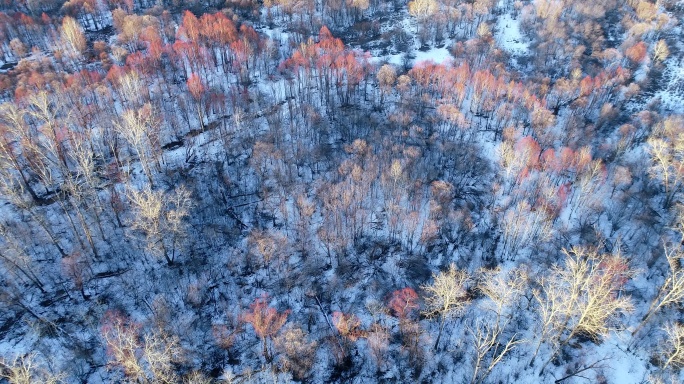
[414,47,453,64]
[654,55,684,114]
[495,13,529,56]
[370,46,453,67]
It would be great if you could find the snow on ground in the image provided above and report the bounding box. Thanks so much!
[369,52,403,66]
[259,25,290,44]
[414,47,453,64]
[654,55,684,114]
[374,5,527,68]
[495,13,529,56]
[365,7,455,67]
[370,46,454,67]
[597,336,649,384]
[387,11,418,36]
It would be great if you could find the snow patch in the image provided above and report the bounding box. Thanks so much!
[495,13,529,56]
[414,47,453,64]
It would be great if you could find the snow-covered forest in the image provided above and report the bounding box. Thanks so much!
[0,0,683,382]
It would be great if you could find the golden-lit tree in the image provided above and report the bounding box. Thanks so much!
[633,246,684,336]
[115,104,160,186]
[533,248,633,372]
[646,116,684,207]
[273,325,317,380]
[652,39,670,64]
[0,354,63,384]
[101,311,183,383]
[376,64,396,104]
[60,16,87,64]
[662,322,684,369]
[409,0,438,20]
[422,264,471,350]
[127,186,192,265]
[468,267,527,384]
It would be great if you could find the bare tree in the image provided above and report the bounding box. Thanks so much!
[67,130,107,239]
[421,263,471,350]
[477,267,527,324]
[183,371,213,384]
[247,229,288,275]
[114,71,147,107]
[376,64,396,104]
[646,116,684,207]
[0,102,43,203]
[0,175,67,257]
[0,354,63,384]
[115,104,161,186]
[127,185,192,266]
[466,267,527,384]
[25,91,70,177]
[662,322,684,369]
[101,312,183,383]
[633,246,684,337]
[409,0,438,21]
[164,186,192,264]
[101,312,145,381]
[23,91,108,258]
[467,318,523,384]
[366,323,390,368]
[0,222,46,293]
[652,39,669,64]
[533,248,633,373]
[332,311,365,341]
[242,295,290,362]
[128,186,165,260]
[273,324,317,380]
[499,200,553,259]
[140,329,184,384]
[60,17,86,59]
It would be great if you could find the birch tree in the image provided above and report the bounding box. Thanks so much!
[467,267,527,384]
[116,104,160,186]
[409,0,438,20]
[652,39,669,64]
[60,16,86,66]
[422,263,471,350]
[0,354,63,384]
[101,311,183,383]
[647,116,684,207]
[128,185,192,266]
[533,248,633,373]
[662,322,684,369]
[633,246,684,336]
[467,319,524,384]
[273,325,317,380]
